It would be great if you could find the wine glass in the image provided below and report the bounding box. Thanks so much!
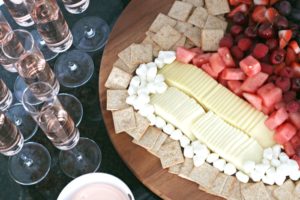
[0,79,38,141]
[61,0,90,14]
[22,81,101,178]
[54,50,94,88]
[0,112,51,185]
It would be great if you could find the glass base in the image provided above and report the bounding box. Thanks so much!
[64,0,90,14]
[13,76,26,103]
[54,50,94,88]
[31,30,58,61]
[72,16,110,52]
[57,93,83,126]
[8,142,51,185]
[59,137,101,178]
[6,103,38,142]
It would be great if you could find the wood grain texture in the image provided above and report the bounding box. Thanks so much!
[99,0,223,199]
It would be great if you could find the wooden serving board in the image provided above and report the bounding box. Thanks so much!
[99,0,223,199]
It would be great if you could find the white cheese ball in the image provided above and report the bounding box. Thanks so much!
[162,124,175,135]
[154,58,165,69]
[243,161,256,174]
[146,66,157,82]
[213,159,226,172]
[263,148,273,160]
[130,76,141,88]
[155,116,166,129]
[170,129,183,141]
[206,153,219,164]
[183,145,194,158]
[236,171,249,183]
[193,155,205,167]
[224,163,237,176]
[179,135,190,148]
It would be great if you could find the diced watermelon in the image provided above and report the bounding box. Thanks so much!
[221,68,246,80]
[201,63,218,78]
[192,53,211,68]
[290,135,300,149]
[209,53,226,74]
[284,142,296,157]
[265,107,289,130]
[227,80,242,95]
[240,55,262,77]
[274,122,297,145]
[258,86,282,108]
[243,92,262,111]
[291,62,300,77]
[218,47,236,67]
[262,104,275,115]
[218,77,228,87]
[292,155,300,168]
[274,102,286,110]
[257,83,275,96]
[228,4,249,18]
[176,47,197,64]
[240,72,269,93]
[190,47,203,55]
[289,112,300,129]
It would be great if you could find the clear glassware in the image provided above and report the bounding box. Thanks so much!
[0,79,13,111]
[61,0,90,14]
[3,0,34,27]
[54,50,94,88]
[0,112,51,185]
[22,82,101,178]
[2,29,60,96]
[24,0,73,53]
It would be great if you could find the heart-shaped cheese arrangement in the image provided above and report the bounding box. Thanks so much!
[105,0,300,199]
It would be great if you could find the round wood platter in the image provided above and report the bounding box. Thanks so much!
[99,0,223,199]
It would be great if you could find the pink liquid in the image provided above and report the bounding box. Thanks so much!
[72,183,130,200]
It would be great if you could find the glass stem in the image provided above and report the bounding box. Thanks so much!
[84,26,96,39]
[39,39,46,46]
[13,115,22,126]
[68,61,78,72]
[20,154,33,167]
[71,147,83,162]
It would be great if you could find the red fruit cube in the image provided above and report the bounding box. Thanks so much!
[238,38,252,51]
[218,77,228,87]
[275,102,286,110]
[265,107,289,130]
[240,55,262,77]
[240,72,268,93]
[275,122,297,145]
[265,7,278,23]
[218,47,235,67]
[258,86,282,108]
[227,80,242,95]
[261,63,274,75]
[176,47,197,64]
[254,0,269,5]
[289,40,300,54]
[279,30,293,49]
[252,43,269,59]
[231,46,244,60]
[286,47,297,66]
[229,0,252,6]
[189,47,203,55]
[252,5,267,23]
[228,4,249,18]
[221,68,246,81]
[192,53,211,68]
[262,104,275,115]
[201,63,218,78]
[209,53,226,74]
[243,92,262,111]
[283,142,296,157]
[289,112,300,129]
[290,135,300,149]
[291,62,300,77]
[257,83,275,96]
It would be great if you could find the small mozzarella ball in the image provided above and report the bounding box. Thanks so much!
[147,114,156,125]
[191,140,202,149]
[155,116,166,129]
[158,51,176,64]
[262,175,275,185]
[272,145,282,159]
[271,158,281,168]
[213,159,226,172]
[287,159,299,171]
[179,135,190,148]
[137,87,150,96]
[255,163,270,174]
[155,82,168,94]
[262,158,270,165]
[147,82,156,94]
[266,167,276,177]
[183,145,194,158]
[206,153,219,163]
[132,99,144,110]
[136,64,147,79]
[276,164,289,177]
[236,171,250,183]
[128,85,137,96]
[289,170,300,181]
[146,62,157,69]
[163,124,175,135]
[275,175,286,186]
[130,76,141,88]
[224,163,237,176]
[243,161,256,174]
[126,95,137,105]
[263,148,273,160]
[193,155,205,167]
[170,129,183,141]
[194,145,210,159]
[146,66,157,82]
[154,58,165,69]
[279,152,289,163]
[137,93,150,104]
[139,104,154,117]
[154,74,165,83]
[250,170,264,182]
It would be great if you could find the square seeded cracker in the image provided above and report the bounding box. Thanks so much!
[130,43,153,66]
[295,181,300,198]
[132,126,161,150]
[118,46,135,72]
[149,13,177,33]
[142,36,161,57]
[126,112,149,141]
[185,26,202,47]
[158,140,184,169]
[241,182,272,200]
[187,7,208,28]
[220,175,236,198]
[204,15,228,31]
[174,21,193,33]
[185,38,195,48]
[228,179,243,200]
[168,1,193,21]
[183,0,204,7]
[112,107,136,134]
[273,180,295,200]
[149,132,168,155]
[168,163,182,175]
[204,0,230,15]
[171,35,186,51]
[178,158,194,180]
[106,89,128,111]
[189,163,219,189]
[201,29,224,51]
[208,173,229,196]
[105,67,132,89]
[113,59,134,74]
[152,25,182,50]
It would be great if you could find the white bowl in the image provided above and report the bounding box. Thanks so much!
[57,173,135,200]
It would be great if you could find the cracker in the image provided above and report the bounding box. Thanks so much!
[205,0,230,15]
[187,7,208,28]
[185,26,202,47]
[221,175,236,198]
[133,126,161,150]
[149,13,177,33]
[150,132,168,154]
[113,59,133,74]
[152,25,182,50]
[178,158,194,180]
[174,21,193,33]
[125,112,149,141]
[201,29,224,51]
[168,163,182,174]
[158,140,184,169]
[208,173,228,196]
[106,90,129,110]
[130,43,153,66]
[163,137,175,145]
[184,38,195,48]
[188,163,219,189]
[171,35,186,51]
[118,46,135,72]
[294,181,300,198]
[228,180,243,200]
[241,182,272,200]
[105,67,132,89]
[168,1,193,21]
[266,185,277,200]
[112,107,136,133]
[204,15,228,31]
[183,0,204,7]
[142,36,161,57]
[273,180,295,200]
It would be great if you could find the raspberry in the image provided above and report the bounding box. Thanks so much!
[252,43,269,59]
[275,76,291,92]
[231,46,244,60]
[261,63,274,75]
[286,101,300,113]
[280,67,294,78]
[219,34,233,48]
[238,37,252,51]
[283,91,296,103]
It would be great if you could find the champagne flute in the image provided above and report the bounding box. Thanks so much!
[0,112,51,185]
[61,0,90,14]
[22,81,101,178]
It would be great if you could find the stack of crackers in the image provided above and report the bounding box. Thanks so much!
[104,0,300,199]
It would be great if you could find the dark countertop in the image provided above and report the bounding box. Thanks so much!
[0,0,161,199]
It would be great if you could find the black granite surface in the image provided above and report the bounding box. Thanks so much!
[0,0,161,199]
